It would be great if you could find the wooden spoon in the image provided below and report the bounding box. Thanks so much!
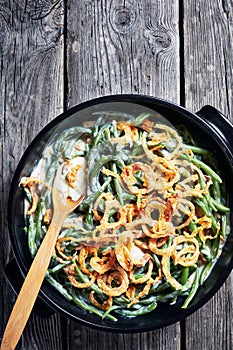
[1,186,84,350]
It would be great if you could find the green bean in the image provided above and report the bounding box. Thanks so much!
[185,145,210,156]
[204,193,217,212]
[182,269,199,309]
[201,245,212,261]
[35,199,45,244]
[28,216,37,258]
[111,162,124,205]
[93,124,112,146]
[79,177,111,210]
[71,290,117,321]
[156,290,181,303]
[189,157,222,183]
[181,267,189,285]
[212,180,221,201]
[133,171,144,185]
[102,305,121,319]
[131,145,144,156]
[53,127,92,154]
[221,215,227,239]
[111,121,120,137]
[46,273,73,301]
[104,128,111,141]
[122,193,137,202]
[49,261,71,274]
[199,261,215,285]
[194,198,211,216]
[85,210,94,229]
[152,254,161,269]
[211,214,219,231]
[115,301,157,317]
[197,172,217,213]
[137,296,157,305]
[23,187,32,203]
[75,264,103,295]
[211,236,220,259]
[176,125,195,145]
[89,155,121,191]
[210,198,230,213]
[188,221,197,232]
[133,112,152,127]
[93,117,104,137]
[114,296,130,304]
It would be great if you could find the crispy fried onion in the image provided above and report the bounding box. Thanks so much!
[143,199,175,238]
[141,134,181,190]
[141,126,181,163]
[66,164,82,188]
[78,246,98,275]
[68,273,96,288]
[127,270,162,307]
[155,124,183,159]
[128,279,154,307]
[187,216,219,244]
[111,121,139,145]
[63,262,96,288]
[161,254,183,290]
[43,208,52,224]
[139,119,154,132]
[21,177,50,215]
[55,236,80,261]
[147,217,175,238]
[129,259,154,284]
[172,236,200,267]
[115,231,134,271]
[90,249,116,274]
[115,231,151,271]
[149,237,173,256]
[89,291,113,310]
[93,192,127,229]
[157,234,200,289]
[121,162,165,195]
[174,162,212,198]
[172,198,196,230]
[97,265,129,297]
[126,285,136,300]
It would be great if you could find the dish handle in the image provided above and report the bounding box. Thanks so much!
[196,105,233,151]
[4,259,55,318]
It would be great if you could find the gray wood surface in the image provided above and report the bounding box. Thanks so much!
[0,0,232,349]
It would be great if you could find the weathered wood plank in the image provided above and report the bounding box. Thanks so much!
[183,0,233,119]
[183,1,233,349]
[0,1,64,349]
[66,0,180,108]
[66,323,181,350]
[66,0,181,349]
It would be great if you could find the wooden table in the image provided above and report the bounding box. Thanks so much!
[1,1,232,349]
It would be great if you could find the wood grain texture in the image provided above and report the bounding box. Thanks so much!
[183,0,233,119]
[66,323,181,350]
[66,0,180,108]
[0,0,64,349]
[183,1,233,349]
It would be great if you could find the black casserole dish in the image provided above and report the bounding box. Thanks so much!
[7,95,233,332]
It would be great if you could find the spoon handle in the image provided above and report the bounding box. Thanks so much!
[1,221,62,350]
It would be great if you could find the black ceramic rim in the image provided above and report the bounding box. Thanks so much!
[7,94,233,332]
